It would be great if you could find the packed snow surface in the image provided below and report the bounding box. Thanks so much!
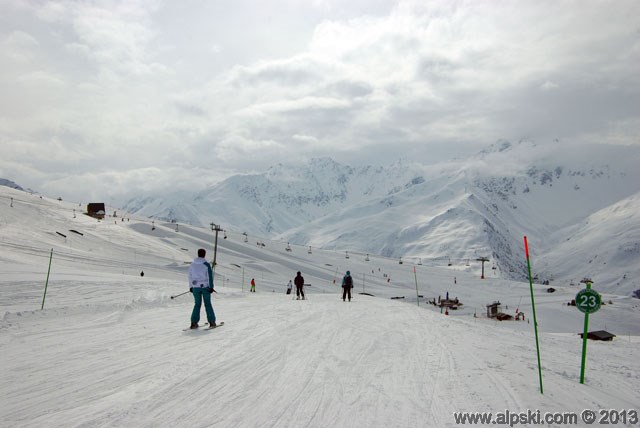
[1,187,639,427]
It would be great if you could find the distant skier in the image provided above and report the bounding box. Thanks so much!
[294,271,305,300]
[250,278,256,292]
[342,271,353,302]
[286,280,293,295]
[188,249,216,329]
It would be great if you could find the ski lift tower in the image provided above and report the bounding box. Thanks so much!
[210,222,223,267]
[476,256,490,279]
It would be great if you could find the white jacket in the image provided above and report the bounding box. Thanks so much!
[188,257,213,289]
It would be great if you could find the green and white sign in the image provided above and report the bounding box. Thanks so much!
[575,288,601,314]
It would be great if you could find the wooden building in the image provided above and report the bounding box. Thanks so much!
[86,203,106,219]
[486,301,501,318]
[579,330,616,341]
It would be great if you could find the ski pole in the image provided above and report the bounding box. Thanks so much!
[171,289,216,299]
[41,248,54,310]
[171,290,191,299]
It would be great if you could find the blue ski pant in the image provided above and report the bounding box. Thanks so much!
[191,288,216,324]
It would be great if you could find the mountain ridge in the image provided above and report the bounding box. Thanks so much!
[6,140,639,292]
[118,141,640,290]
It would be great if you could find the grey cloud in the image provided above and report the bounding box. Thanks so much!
[500,80,640,141]
[229,57,325,88]
[173,101,208,117]
[318,79,374,99]
[2,0,639,202]
[3,30,39,51]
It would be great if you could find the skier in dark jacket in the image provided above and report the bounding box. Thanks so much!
[294,271,305,300]
[342,270,353,302]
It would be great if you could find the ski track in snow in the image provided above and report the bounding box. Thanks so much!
[2,296,640,428]
[1,293,531,428]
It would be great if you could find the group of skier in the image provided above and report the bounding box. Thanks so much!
[187,248,355,329]
[286,270,353,301]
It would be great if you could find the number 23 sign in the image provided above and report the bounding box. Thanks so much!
[576,288,601,314]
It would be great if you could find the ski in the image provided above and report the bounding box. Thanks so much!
[182,321,224,331]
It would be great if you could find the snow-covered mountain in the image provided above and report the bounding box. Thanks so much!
[122,157,426,232]
[537,191,640,290]
[122,141,640,293]
[2,184,639,427]
[0,178,25,191]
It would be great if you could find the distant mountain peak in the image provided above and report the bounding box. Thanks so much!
[0,178,25,191]
[122,143,640,290]
[490,139,512,153]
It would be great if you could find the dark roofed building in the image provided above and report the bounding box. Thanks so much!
[579,330,616,341]
[87,203,106,219]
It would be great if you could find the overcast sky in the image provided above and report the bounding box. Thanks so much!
[1,0,639,203]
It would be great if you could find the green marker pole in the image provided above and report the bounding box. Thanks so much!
[41,248,53,310]
[579,281,592,384]
[524,236,543,394]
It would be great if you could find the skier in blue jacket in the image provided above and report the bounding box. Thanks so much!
[188,248,216,329]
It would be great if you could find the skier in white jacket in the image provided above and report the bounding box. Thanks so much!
[188,248,216,329]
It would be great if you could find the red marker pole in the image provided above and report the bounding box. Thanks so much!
[524,236,543,394]
[413,266,420,307]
